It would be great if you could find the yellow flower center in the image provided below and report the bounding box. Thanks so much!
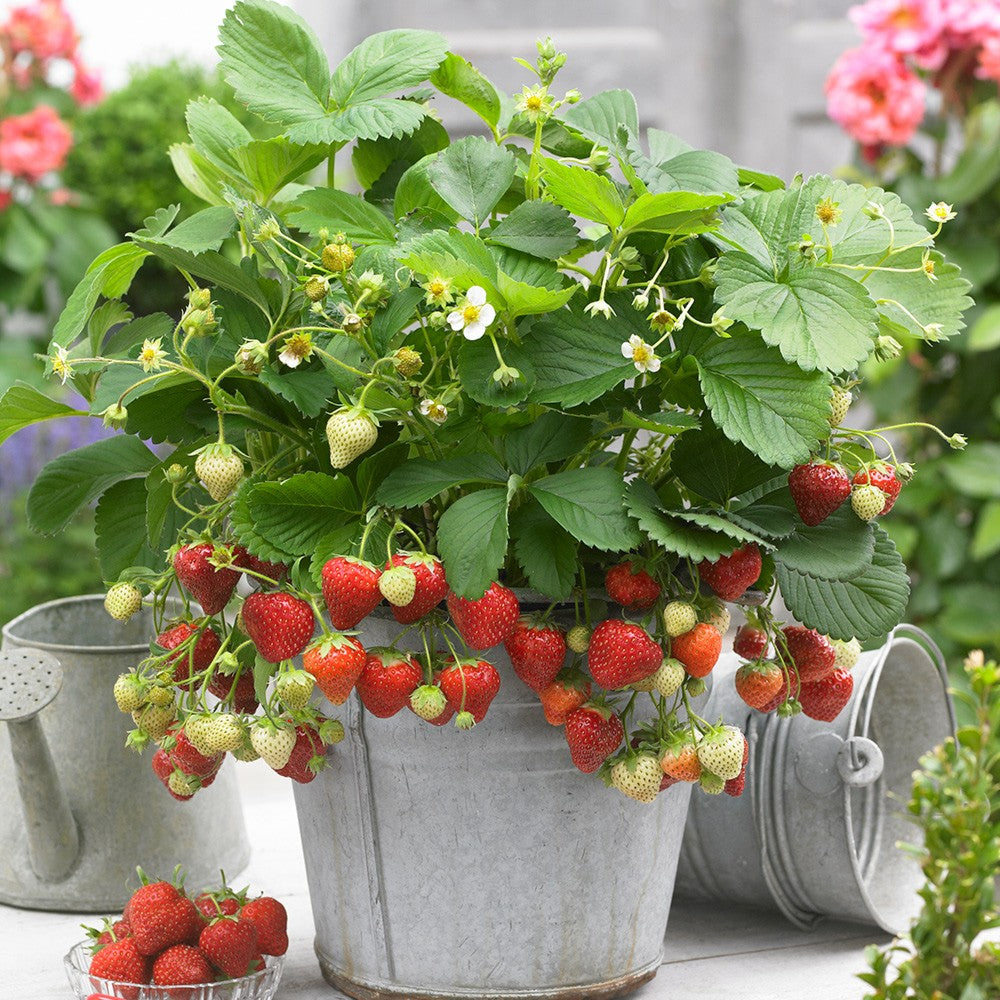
[632,344,653,365]
[283,333,313,359]
[462,304,482,324]
[429,280,446,296]
[526,95,543,110]
[923,259,935,277]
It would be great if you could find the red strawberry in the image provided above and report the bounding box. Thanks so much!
[165,726,222,778]
[233,546,288,586]
[304,634,366,705]
[386,552,449,624]
[538,671,592,725]
[439,657,502,724]
[503,618,567,692]
[199,916,258,978]
[152,943,214,986]
[208,669,259,713]
[604,561,661,611]
[127,881,201,956]
[240,897,289,956]
[173,543,240,615]
[321,556,381,629]
[89,937,150,997]
[735,660,784,710]
[761,662,800,713]
[586,620,661,688]
[157,621,221,684]
[788,461,852,526]
[724,736,751,797]
[781,625,836,682]
[671,623,723,678]
[698,544,762,602]
[564,704,624,773]
[733,625,768,661]
[275,724,325,783]
[799,667,854,721]
[356,649,422,717]
[194,891,240,922]
[242,591,315,663]
[447,582,520,650]
[852,463,902,513]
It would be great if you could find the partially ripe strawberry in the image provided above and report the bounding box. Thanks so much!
[356,649,422,718]
[158,621,221,684]
[439,657,501,725]
[304,634,366,706]
[799,667,854,721]
[782,625,836,682]
[733,624,768,661]
[788,461,851,526]
[504,617,567,692]
[852,463,901,513]
[173,543,240,615]
[447,582,520,650]
[386,553,448,624]
[151,748,193,801]
[564,704,624,773]
[671,623,722,678]
[165,725,222,778]
[735,660,784,710]
[538,671,591,725]
[724,736,751,797]
[242,591,315,663]
[409,683,452,724]
[698,544,762,602]
[760,662,800,714]
[659,739,701,782]
[586,619,661,689]
[605,561,661,610]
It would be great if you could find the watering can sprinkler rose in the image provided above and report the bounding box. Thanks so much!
[0,0,972,993]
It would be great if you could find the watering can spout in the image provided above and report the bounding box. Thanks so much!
[0,649,80,882]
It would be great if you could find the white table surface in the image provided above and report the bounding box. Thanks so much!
[0,763,888,1000]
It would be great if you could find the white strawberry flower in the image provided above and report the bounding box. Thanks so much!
[621,334,661,374]
[446,285,496,341]
[50,345,73,384]
[278,332,314,368]
[138,338,168,373]
[419,398,448,424]
[925,201,956,224]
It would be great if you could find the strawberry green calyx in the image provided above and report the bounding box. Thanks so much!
[318,718,345,744]
[101,402,129,430]
[276,669,315,710]
[194,442,245,502]
[325,406,379,469]
[105,582,142,622]
[455,710,476,730]
[699,771,725,795]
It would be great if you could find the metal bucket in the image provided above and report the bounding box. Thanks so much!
[675,625,954,933]
[0,595,250,912]
[292,608,693,1000]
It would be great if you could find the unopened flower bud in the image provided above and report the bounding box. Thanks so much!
[187,287,212,310]
[101,403,128,429]
[165,463,187,485]
[874,335,902,361]
[357,270,386,295]
[428,310,447,329]
[254,219,281,241]
[563,88,581,103]
[618,246,639,264]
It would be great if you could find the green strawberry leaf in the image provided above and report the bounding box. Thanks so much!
[428,136,517,228]
[0,382,85,446]
[436,486,511,599]
[430,52,502,129]
[772,505,876,581]
[486,201,580,259]
[376,455,508,508]
[510,500,578,600]
[288,188,397,242]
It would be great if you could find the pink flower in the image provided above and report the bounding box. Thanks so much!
[826,45,927,147]
[2,0,78,61]
[0,106,73,182]
[850,0,949,69]
[977,30,1000,81]
[48,187,73,206]
[69,59,103,106]
[0,190,12,214]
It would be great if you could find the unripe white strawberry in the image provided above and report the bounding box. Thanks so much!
[653,657,685,698]
[629,674,658,692]
[276,670,315,710]
[410,684,448,721]
[195,443,244,502]
[378,564,417,607]
[168,769,200,797]
[662,601,697,638]
[132,702,175,741]
[829,385,852,427]
[105,582,142,622]
[851,484,886,521]
[185,713,244,756]
[566,625,591,654]
[704,601,731,635]
[832,636,862,670]
[611,754,662,803]
[325,408,378,468]
[250,722,296,770]
[113,673,144,713]
[231,735,260,763]
[697,725,745,780]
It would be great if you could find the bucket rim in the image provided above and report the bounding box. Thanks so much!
[2,594,182,655]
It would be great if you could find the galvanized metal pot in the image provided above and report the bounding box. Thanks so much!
[675,625,954,932]
[0,595,250,912]
[293,608,692,1000]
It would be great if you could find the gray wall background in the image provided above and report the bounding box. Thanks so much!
[295,0,859,180]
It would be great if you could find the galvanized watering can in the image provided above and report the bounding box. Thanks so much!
[0,595,250,912]
[293,606,692,1000]
[674,625,954,933]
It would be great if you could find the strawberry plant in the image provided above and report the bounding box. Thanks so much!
[0,0,973,804]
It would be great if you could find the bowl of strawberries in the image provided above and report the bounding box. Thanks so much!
[64,873,287,1000]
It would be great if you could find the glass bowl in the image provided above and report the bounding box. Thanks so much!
[63,941,285,1000]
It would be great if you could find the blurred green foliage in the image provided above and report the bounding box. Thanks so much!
[860,100,1000,661]
[62,61,257,315]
